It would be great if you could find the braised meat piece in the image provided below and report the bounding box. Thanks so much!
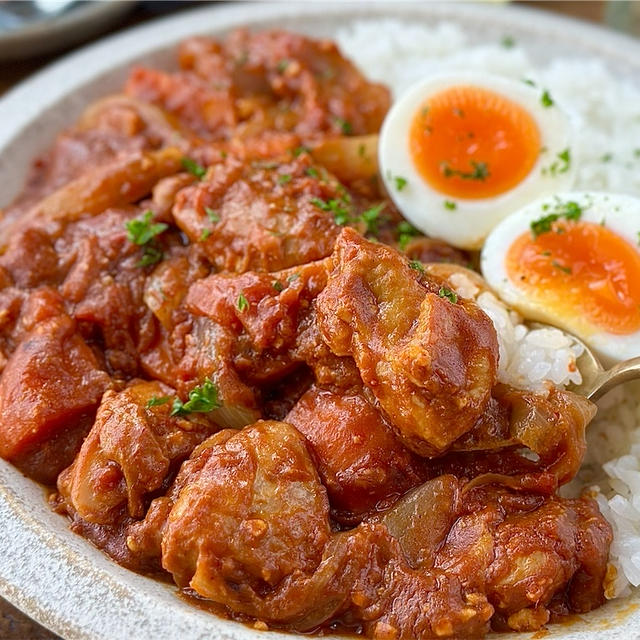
[129,421,610,637]
[57,380,218,525]
[161,422,333,614]
[285,384,425,522]
[129,30,390,141]
[316,228,499,456]
[172,153,341,272]
[0,290,110,482]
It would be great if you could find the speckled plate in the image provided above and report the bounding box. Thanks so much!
[1,3,640,639]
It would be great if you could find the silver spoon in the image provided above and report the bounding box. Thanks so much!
[530,323,640,401]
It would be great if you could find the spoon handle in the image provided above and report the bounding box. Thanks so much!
[589,356,640,401]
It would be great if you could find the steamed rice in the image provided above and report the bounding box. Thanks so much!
[336,19,640,598]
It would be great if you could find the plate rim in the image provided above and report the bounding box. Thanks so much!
[1,2,640,640]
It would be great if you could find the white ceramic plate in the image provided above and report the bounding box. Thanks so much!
[1,3,640,640]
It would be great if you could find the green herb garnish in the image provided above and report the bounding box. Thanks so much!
[205,207,220,223]
[311,197,351,225]
[396,220,419,251]
[408,260,424,273]
[530,199,583,238]
[181,156,207,179]
[552,260,572,274]
[501,35,515,48]
[444,200,457,210]
[305,167,319,178]
[540,90,554,108]
[543,148,571,177]
[200,228,212,241]
[237,293,249,312]
[438,286,458,304]
[442,160,490,181]
[394,176,408,191]
[272,280,284,292]
[125,210,168,246]
[360,203,386,236]
[171,378,221,417]
[146,396,170,409]
[125,211,168,268]
[334,117,353,135]
[278,174,292,185]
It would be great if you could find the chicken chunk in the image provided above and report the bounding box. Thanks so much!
[161,421,333,617]
[172,153,341,272]
[57,380,218,525]
[316,229,499,456]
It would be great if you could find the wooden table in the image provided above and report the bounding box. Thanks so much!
[0,1,624,638]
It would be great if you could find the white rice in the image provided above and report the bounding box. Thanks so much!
[336,19,640,598]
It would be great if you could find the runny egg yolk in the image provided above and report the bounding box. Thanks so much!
[506,220,640,335]
[409,86,541,199]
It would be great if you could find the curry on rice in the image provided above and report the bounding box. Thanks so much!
[0,29,612,638]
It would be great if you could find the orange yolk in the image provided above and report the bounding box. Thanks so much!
[506,221,640,335]
[409,85,541,199]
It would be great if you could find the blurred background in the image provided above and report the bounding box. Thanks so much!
[0,0,638,638]
[1,0,639,96]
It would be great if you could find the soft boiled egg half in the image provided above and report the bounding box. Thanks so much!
[379,72,576,249]
[482,192,640,363]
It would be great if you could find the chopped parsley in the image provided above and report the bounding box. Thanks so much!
[276,59,290,73]
[278,173,292,185]
[360,203,386,236]
[181,156,207,179]
[444,200,457,210]
[305,167,319,178]
[552,260,572,274]
[408,260,424,273]
[171,378,221,417]
[146,396,170,409]
[600,153,613,163]
[522,78,536,87]
[205,207,220,223]
[272,280,284,292]
[530,198,584,238]
[540,90,554,108]
[200,228,212,241]
[138,246,164,268]
[543,148,571,177]
[311,197,351,226]
[501,35,515,48]
[438,286,458,304]
[125,211,168,268]
[637,231,640,246]
[442,160,490,181]
[396,220,420,251]
[237,292,249,312]
[293,145,311,157]
[125,210,168,246]
[394,175,408,191]
[334,116,353,135]
[287,273,300,282]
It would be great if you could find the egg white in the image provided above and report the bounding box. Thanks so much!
[379,72,577,250]
[481,191,640,364]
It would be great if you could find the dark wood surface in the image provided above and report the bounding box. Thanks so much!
[0,1,621,638]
